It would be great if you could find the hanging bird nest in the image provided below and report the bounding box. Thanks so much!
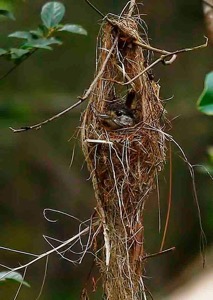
[81,7,167,298]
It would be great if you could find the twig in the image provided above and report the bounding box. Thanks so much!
[156,172,161,233]
[0,245,38,257]
[85,0,206,58]
[10,36,118,133]
[0,49,37,82]
[142,247,175,261]
[169,37,208,54]
[9,27,207,133]
[134,41,171,55]
[0,223,97,281]
[160,142,172,251]
[85,0,105,18]
[13,266,28,300]
[82,36,118,100]
[117,38,208,85]
[0,64,20,82]
[35,256,49,300]
[9,99,84,133]
[109,55,175,86]
[85,0,176,59]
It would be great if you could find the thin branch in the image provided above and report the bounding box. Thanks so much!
[170,37,208,54]
[142,247,175,261]
[9,99,83,133]
[0,245,38,257]
[117,38,208,85]
[85,0,202,58]
[35,256,49,300]
[13,266,28,300]
[0,64,19,82]
[0,224,97,281]
[160,142,172,251]
[10,36,118,133]
[156,171,161,233]
[83,35,118,100]
[85,0,105,18]
[9,28,207,133]
[134,41,171,55]
[0,49,37,82]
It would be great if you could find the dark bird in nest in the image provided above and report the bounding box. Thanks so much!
[92,90,137,130]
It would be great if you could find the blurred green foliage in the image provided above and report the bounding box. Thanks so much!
[0,0,212,299]
[197,71,213,115]
[0,9,15,20]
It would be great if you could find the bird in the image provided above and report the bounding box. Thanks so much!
[92,90,136,130]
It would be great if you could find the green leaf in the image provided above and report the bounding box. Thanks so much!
[197,147,213,175]
[41,2,65,28]
[197,71,213,115]
[30,26,47,38]
[9,31,31,39]
[197,164,213,175]
[10,48,30,59]
[0,48,7,56]
[30,29,44,38]
[58,24,87,35]
[0,9,15,20]
[207,146,213,163]
[24,37,62,50]
[0,271,30,287]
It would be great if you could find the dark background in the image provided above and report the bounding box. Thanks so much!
[0,0,212,299]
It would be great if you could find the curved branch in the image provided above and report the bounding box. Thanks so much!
[10,36,118,133]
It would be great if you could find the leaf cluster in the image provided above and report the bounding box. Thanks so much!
[0,2,87,64]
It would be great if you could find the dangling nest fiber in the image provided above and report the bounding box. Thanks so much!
[81,6,167,300]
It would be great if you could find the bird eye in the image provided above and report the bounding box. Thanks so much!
[115,110,122,116]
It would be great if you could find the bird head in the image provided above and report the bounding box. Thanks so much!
[92,90,136,130]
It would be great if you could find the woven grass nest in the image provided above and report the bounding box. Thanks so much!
[81,9,167,300]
